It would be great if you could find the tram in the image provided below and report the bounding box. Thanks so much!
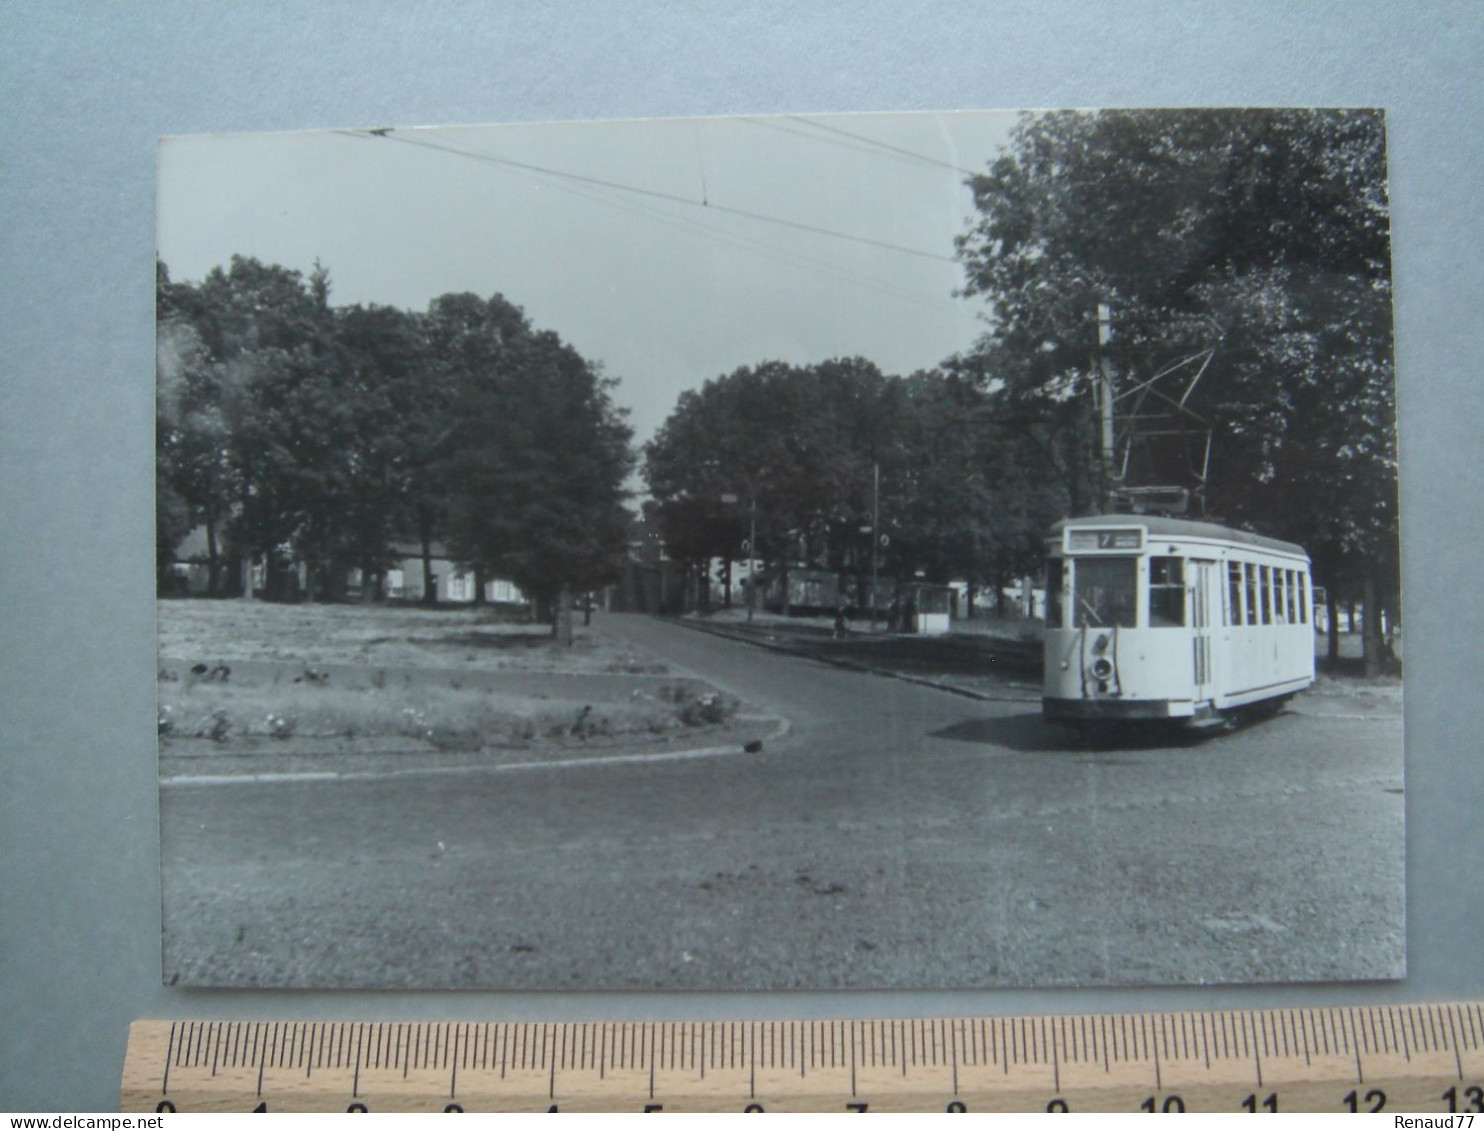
[1042,515,1315,727]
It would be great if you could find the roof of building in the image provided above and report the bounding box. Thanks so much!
[1049,514,1309,557]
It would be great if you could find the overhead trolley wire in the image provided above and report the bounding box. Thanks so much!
[551,178,979,322]
[783,115,981,177]
[403,129,972,319]
[741,115,957,176]
[338,128,959,264]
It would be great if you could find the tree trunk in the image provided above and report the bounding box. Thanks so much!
[419,522,437,607]
[723,558,732,609]
[240,551,253,601]
[780,559,791,618]
[553,584,574,646]
[473,564,487,606]
[206,515,221,596]
[1326,586,1340,664]
[1362,572,1381,678]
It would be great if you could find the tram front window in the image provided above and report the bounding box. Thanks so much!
[1148,556,1186,627]
[1071,557,1137,628]
[1045,558,1064,628]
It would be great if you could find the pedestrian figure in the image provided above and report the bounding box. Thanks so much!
[833,600,848,639]
[887,594,901,634]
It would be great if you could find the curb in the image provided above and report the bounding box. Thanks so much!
[672,618,1041,705]
[162,713,792,788]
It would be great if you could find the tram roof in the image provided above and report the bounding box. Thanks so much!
[1050,514,1309,557]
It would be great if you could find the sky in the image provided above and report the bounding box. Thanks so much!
[157,110,1020,451]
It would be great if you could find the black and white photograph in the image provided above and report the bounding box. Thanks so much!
[155,108,1403,991]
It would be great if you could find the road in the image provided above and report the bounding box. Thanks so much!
[160,613,1404,990]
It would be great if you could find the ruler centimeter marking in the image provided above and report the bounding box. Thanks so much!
[124,1004,1484,1113]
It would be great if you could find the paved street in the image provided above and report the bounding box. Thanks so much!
[161,613,1404,991]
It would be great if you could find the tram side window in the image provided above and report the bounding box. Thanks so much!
[1274,568,1288,623]
[1045,558,1064,628]
[1228,562,1243,627]
[1243,563,1259,625]
[1299,572,1310,624]
[1148,557,1185,627]
[1071,556,1137,629]
[1260,565,1273,624]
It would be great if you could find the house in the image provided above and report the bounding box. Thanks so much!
[162,525,223,595]
[353,541,527,605]
[164,526,526,606]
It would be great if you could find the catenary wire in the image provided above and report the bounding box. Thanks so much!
[337,128,959,264]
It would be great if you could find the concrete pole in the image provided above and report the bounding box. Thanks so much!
[1096,301,1116,511]
[746,494,757,623]
[870,461,880,632]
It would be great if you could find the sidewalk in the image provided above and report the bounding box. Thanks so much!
[677,612,1400,718]
[677,611,1043,703]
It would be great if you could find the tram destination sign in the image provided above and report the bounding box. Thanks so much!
[1066,527,1146,553]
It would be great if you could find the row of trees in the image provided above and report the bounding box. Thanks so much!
[644,109,1398,665]
[642,358,1064,614]
[156,256,632,641]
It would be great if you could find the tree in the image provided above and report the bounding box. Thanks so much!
[163,256,340,599]
[956,108,1396,666]
[432,295,633,641]
[158,262,633,627]
[445,325,633,642]
[319,302,435,602]
[156,261,237,595]
[429,292,535,606]
[644,358,1057,617]
[645,359,904,613]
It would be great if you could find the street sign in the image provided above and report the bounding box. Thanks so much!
[123,1003,1484,1113]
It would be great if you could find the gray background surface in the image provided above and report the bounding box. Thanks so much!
[1,0,1479,1112]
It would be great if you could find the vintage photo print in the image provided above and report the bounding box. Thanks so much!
[156,109,1403,989]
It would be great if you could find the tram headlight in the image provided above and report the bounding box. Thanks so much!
[1090,657,1114,680]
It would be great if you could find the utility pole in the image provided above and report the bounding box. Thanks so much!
[747,494,757,623]
[870,461,880,632]
[723,490,759,622]
[1095,301,1117,511]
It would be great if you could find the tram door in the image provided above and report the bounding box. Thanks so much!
[1191,560,1217,704]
